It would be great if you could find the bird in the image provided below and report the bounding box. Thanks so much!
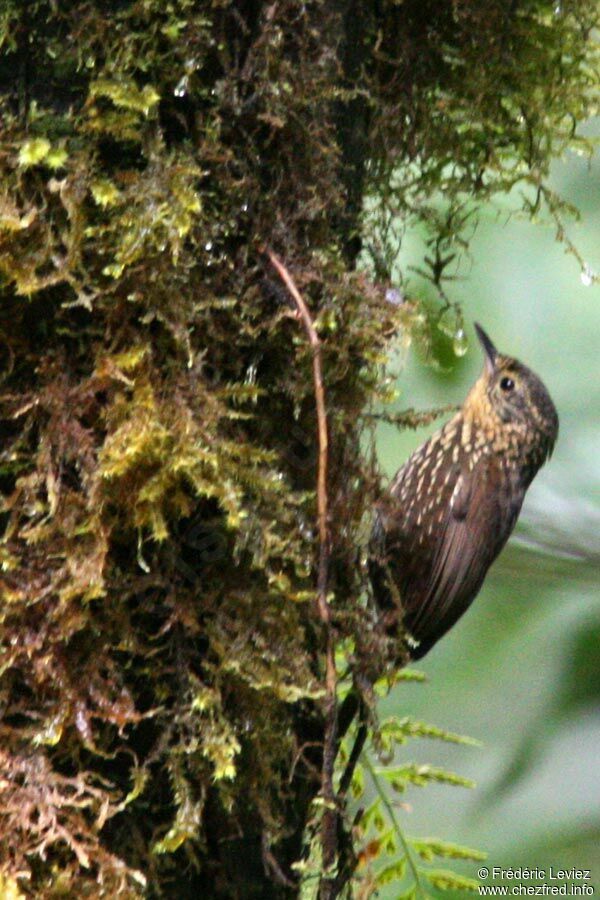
[369,323,559,661]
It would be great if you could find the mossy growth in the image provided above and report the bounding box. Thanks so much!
[0,1,597,897]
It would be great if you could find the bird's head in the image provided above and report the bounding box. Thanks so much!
[465,323,559,462]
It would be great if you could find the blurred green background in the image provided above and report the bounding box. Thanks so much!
[372,138,600,891]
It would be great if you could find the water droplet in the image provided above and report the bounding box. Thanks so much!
[453,328,468,357]
[75,704,91,741]
[205,240,213,251]
[437,308,456,338]
[580,264,595,287]
[174,75,188,98]
[385,287,404,305]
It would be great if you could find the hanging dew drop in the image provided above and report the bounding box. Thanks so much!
[580,264,595,287]
[385,287,404,305]
[438,308,457,338]
[453,328,468,357]
[174,76,188,97]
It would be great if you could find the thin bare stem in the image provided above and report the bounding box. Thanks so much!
[263,247,338,897]
[263,249,329,583]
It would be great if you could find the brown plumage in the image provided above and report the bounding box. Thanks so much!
[369,324,559,660]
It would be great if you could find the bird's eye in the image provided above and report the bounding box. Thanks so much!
[500,376,515,392]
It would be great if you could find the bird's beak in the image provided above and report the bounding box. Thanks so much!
[474,323,498,376]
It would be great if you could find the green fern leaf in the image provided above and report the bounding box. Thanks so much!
[422,867,481,891]
[376,763,476,792]
[410,837,486,862]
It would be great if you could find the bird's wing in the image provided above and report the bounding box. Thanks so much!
[406,462,523,653]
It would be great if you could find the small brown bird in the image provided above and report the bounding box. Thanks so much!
[369,324,559,660]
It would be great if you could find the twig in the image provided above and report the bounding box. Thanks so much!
[338,720,367,799]
[263,249,329,585]
[263,248,338,897]
[262,832,297,888]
